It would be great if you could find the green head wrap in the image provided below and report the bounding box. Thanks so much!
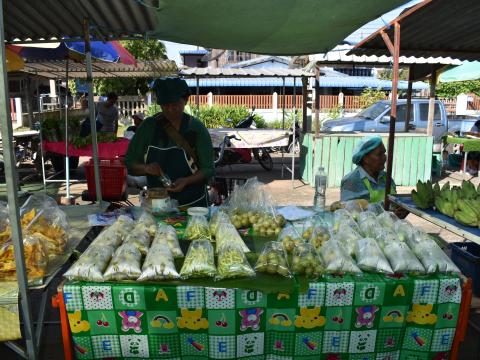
[152,77,190,105]
[352,136,384,165]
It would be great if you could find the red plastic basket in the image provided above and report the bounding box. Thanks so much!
[84,158,127,199]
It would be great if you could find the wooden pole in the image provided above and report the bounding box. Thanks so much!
[427,65,437,136]
[301,76,308,132]
[405,64,414,132]
[314,67,320,137]
[384,22,401,210]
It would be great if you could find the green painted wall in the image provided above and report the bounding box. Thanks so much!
[300,133,433,187]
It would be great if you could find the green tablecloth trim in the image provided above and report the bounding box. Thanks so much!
[446,136,480,152]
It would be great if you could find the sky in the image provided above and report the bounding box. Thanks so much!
[163,0,422,66]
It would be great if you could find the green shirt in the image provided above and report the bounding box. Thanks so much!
[125,113,214,181]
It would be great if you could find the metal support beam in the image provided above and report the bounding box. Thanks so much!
[195,75,200,118]
[405,64,414,132]
[384,22,401,210]
[314,67,320,137]
[282,77,286,129]
[427,65,437,137]
[301,76,308,133]
[83,18,102,204]
[0,0,37,357]
[65,58,70,198]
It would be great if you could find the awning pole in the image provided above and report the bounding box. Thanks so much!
[383,22,401,210]
[282,77,286,130]
[292,77,296,187]
[83,18,102,204]
[0,0,37,358]
[314,67,320,137]
[405,64,414,132]
[195,75,200,118]
[65,57,70,199]
[427,65,437,137]
[301,76,308,133]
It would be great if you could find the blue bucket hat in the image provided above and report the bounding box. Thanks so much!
[352,136,384,165]
[152,77,190,105]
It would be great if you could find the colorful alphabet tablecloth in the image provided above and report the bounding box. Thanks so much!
[63,273,462,360]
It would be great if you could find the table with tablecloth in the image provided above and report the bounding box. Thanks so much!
[61,272,464,360]
[42,138,130,158]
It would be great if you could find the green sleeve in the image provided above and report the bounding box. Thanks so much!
[124,118,153,172]
[193,119,214,180]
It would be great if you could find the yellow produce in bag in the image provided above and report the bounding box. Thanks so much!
[0,282,20,341]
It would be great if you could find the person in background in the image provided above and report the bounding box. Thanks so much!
[340,136,408,218]
[96,92,119,134]
[125,77,214,207]
[464,120,480,175]
[124,112,145,140]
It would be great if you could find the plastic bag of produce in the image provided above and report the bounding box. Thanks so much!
[64,244,115,281]
[215,222,250,253]
[254,241,291,277]
[406,229,431,249]
[138,242,180,281]
[367,202,385,215]
[184,215,210,240]
[372,227,398,250]
[309,222,332,251]
[383,241,425,273]
[103,243,142,281]
[355,237,393,273]
[319,240,361,274]
[358,210,377,224]
[154,223,183,257]
[216,242,255,280]
[410,238,460,274]
[376,211,398,229]
[101,215,135,245]
[393,220,415,243]
[124,225,152,255]
[136,211,157,238]
[209,209,230,237]
[278,224,303,253]
[358,216,378,238]
[252,213,285,237]
[332,226,362,257]
[180,239,217,278]
[333,209,360,234]
[344,200,363,221]
[291,242,323,277]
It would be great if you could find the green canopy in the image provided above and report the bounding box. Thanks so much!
[439,61,480,82]
[149,0,408,55]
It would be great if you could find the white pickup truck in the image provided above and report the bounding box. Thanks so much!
[321,99,478,144]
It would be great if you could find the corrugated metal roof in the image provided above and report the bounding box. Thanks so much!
[311,45,462,66]
[224,56,291,69]
[185,76,428,90]
[19,59,177,78]
[349,0,480,61]
[179,49,208,55]
[179,67,309,78]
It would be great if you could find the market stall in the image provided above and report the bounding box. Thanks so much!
[53,179,471,360]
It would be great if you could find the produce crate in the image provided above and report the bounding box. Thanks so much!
[451,242,480,296]
[84,158,127,199]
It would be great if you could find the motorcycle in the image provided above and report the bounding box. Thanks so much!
[213,107,273,171]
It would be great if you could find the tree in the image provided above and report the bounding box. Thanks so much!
[436,80,480,98]
[93,40,168,96]
[377,68,409,81]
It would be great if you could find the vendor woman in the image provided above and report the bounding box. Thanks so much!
[341,136,408,218]
[125,77,214,207]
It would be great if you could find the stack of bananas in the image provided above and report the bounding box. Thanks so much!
[428,180,480,227]
[411,180,437,209]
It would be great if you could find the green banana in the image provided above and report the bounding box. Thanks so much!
[411,180,434,209]
[433,183,441,198]
[456,199,480,219]
[461,180,477,199]
[435,198,455,217]
[454,210,478,227]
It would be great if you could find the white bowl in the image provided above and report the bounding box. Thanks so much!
[187,207,209,217]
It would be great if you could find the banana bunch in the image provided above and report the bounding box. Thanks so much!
[411,180,435,209]
[454,198,480,227]
[459,180,478,199]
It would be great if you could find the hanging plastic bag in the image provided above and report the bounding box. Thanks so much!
[184,215,210,240]
[291,242,323,277]
[215,222,250,253]
[355,237,393,274]
[138,242,180,281]
[255,241,291,277]
[216,242,255,280]
[180,239,217,278]
[319,240,361,274]
[393,220,415,243]
[278,224,303,253]
[383,241,425,273]
[409,237,460,274]
[103,243,142,281]
[376,211,398,229]
[332,226,362,258]
[153,223,184,257]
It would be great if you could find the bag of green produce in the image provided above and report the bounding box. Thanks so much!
[98,215,135,247]
[154,223,183,258]
[103,243,142,281]
[216,242,255,280]
[376,211,398,229]
[215,222,250,253]
[333,209,360,234]
[358,210,377,224]
[383,241,425,273]
[252,212,285,237]
[344,200,363,221]
[184,215,210,240]
[332,226,362,257]
[355,237,393,274]
[255,241,291,277]
[180,239,217,278]
[301,218,317,241]
[124,227,152,255]
[367,202,385,215]
[291,242,323,277]
[64,244,115,281]
[309,222,332,251]
[393,220,415,243]
[136,211,158,238]
[408,237,460,274]
[358,216,378,238]
[372,227,397,250]
[138,242,180,281]
[319,240,361,274]
[278,224,303,253]
[209,209,230,236]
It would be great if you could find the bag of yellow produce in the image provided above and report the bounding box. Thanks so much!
[291,242,323,278]
[319,240,361,274]
[154,223,184,258]
[180,239,216,278]
[255,241,291,277]
[184,215,210,240]
[103,243,142,281]
[278,224,303,253]
[138,242,180,281]
[216,242,255,280]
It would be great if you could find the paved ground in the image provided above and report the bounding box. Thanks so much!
[1,155,480,359]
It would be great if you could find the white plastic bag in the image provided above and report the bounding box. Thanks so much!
[410,238,460,274]
[138,242,180,281]
[154,223,184,257]
[355,237,393,274]
[393,220,415,243]
[376,212,398,229]
[332,226,362,258]
[383,241,425,273]
[103,243,142,281]
[319,240,361,274]
[64,245,114,281]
